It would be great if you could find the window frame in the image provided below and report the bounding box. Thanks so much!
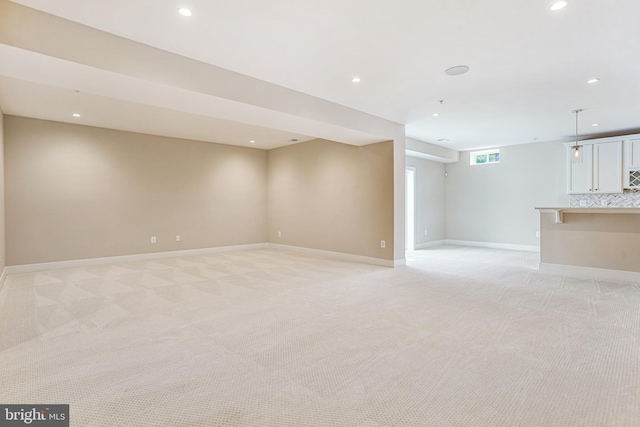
[470,149,500,166]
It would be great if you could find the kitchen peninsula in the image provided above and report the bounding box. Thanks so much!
[536,207,640,279]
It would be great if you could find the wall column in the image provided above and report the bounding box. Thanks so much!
[394,135,406,265]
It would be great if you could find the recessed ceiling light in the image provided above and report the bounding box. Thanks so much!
[72,113,81,117]
[587,78,600,84]
[432,113,440,117]
[592,123,600,127]
[437,139,450,142]
[249,140,255,144]
[290,138,299,142]
[178,8,192,17]
[445,65,470,76]
[550,1,568,11]
[351,77,361,83]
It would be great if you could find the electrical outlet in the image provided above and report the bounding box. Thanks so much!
[424,229,428,236]
[278,230,282,237]
[600,199,608,207]
[151,236,157,244]
[579,200,587,207]
[380,240,386,248]
[536,231,541,238]
[176,235,181,242]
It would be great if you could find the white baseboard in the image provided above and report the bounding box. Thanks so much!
[5,243,398,275]
[414,240,446,250]
[393,258,407,267]
[267,243,397,268]
[540,263,640,281]
[5,243,268,275]
[445,239,540,252]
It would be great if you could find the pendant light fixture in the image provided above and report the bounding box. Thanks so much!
[571,109,583,163]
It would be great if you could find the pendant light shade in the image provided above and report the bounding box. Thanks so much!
[571,109,583,163]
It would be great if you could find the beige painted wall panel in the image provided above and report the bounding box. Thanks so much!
[267,139,394,260]
[406,157,445,245]
[445,141,569,246]
[0,111,5,273]
[5,116,267,265]
[540,212,640,272]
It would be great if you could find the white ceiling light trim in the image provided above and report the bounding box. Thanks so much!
[351,77,361,83]
[178,8,192,17]
[587,78,600,84]
[550,1,568,11]
[445,65,470,76]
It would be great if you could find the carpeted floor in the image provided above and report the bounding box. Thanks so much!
[0,246,638,426]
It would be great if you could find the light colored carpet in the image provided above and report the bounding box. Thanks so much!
[0,246,639,426]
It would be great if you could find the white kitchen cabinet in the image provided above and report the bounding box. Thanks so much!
[595,141,623,193]
[624,138,640,168]
[623,137,640,189]
[567,140,622,194]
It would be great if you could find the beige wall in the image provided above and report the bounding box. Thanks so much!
[540,212,640,272]
[0,111,5,273]
[4,116,267,265]
[406,156,446,246]
[267,139,395,260]
[445,141,569,247]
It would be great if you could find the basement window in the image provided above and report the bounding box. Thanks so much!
[470,149,500,165]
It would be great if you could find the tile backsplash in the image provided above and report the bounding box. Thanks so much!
[570,190,640,207]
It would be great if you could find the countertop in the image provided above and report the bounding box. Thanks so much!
[535,207,640,223]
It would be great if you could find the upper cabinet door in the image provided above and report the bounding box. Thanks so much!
[567,145,593,194]
[624,138,640,169]
[593,141,622,193]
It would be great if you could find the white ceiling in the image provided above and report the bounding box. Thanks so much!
[2,0,640,151]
